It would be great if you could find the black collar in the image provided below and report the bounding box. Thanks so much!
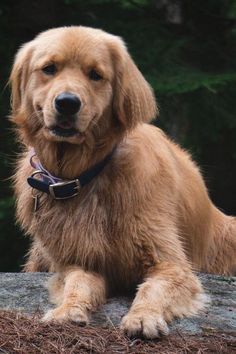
[27,147,116,200]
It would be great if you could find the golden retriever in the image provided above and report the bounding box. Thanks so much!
[10,26,236,338]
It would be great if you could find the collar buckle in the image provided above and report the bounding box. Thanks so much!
[49,179,81,199]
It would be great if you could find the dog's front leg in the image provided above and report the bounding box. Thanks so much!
[121,262,206,338]
[42,266,106,325]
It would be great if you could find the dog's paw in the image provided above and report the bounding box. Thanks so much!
[42,305,89,326]
[120,310,169,339]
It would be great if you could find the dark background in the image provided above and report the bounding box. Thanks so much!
[1,0,236,271]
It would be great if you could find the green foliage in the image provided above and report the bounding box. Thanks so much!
[0,197,14,221]
[63,0,150,7]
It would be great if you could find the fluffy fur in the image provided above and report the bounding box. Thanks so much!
[10,26,236,338]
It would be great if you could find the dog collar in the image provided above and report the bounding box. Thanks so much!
[27,148,116,200]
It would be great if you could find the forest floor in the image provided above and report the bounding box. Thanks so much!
[0,311,235,354]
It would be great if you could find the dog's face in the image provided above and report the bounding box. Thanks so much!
[10,27,157,147]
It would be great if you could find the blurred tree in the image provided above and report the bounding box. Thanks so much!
[0,0,236,270]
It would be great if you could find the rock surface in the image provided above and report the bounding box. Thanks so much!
[0,272,235,335]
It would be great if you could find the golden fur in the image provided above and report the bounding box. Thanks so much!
[10,26,236,338]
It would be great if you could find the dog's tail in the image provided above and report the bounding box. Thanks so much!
[204,207,236,275]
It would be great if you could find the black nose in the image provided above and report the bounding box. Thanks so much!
[55,92,81,115]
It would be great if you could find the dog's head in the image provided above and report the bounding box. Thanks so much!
[10,26,157,148]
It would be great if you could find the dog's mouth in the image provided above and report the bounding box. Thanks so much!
[49,125,78,137]
[48,120,81,137]
[45,120,85,144]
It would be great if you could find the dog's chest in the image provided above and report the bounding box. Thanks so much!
[31,189,153,287]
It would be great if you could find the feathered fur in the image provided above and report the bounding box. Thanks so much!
[10,26,236,338]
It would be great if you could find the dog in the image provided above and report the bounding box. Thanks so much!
[10,26,236,338]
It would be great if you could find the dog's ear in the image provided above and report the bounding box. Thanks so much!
[9,42,34,120]
[109,38,158,129]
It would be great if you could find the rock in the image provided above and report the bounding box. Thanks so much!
[0,272,235,334]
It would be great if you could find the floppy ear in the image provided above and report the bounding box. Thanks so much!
[10,42,34,120]
[110,38,158,129]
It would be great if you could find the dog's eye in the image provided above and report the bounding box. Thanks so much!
[88,69,103,81]
[42,64,57,75]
